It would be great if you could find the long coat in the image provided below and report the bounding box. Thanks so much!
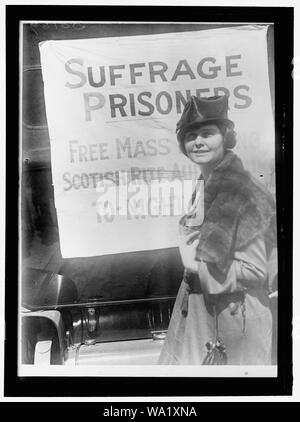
[158,235,273,365]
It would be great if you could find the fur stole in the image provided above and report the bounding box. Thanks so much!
[194,151,277,273]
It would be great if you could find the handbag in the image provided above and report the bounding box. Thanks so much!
[202,304,228,365]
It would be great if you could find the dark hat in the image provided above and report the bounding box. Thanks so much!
[176,95,234,141]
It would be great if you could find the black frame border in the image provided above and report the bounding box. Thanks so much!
[5,5,293,397]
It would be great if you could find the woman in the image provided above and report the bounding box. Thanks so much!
[158,95,276,365]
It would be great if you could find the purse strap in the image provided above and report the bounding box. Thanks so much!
[213,304,219,342]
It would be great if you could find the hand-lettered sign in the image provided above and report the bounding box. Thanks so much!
[39,25,274,258]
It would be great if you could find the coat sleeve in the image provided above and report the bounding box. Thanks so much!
[197,236,268,295]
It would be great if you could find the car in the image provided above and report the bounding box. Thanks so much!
[21,267,178,365]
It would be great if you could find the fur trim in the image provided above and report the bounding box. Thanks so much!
[194,151,276,273]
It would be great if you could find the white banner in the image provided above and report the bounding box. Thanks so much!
[39,25,274,258]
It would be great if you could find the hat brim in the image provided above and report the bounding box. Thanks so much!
[177,117,235,141]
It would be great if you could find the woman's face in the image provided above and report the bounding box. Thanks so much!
[183,124,225,165]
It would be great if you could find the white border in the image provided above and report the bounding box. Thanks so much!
[18,364,277,378]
